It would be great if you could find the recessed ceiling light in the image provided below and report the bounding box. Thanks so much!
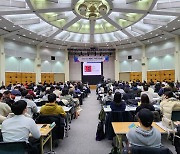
[29,32,31,34]
[178,20,180,22]
[4,27,6,29]
[156,34,158,36]
[147,40,150,42]
[36,38,38,40]
[165,38,167,40]
[150,42,152,44]
[32,41,34,42]
[165,26,168,28]
[144,38,146,39]
[46,46,48,47]
[13,26,15,28]
[160,36,162,39]
[0,19,1,21]
[18,37,21,39]
[13,39,15,40]
[150,33,152,35]
[23,34,26,36]
[173,27,176,30]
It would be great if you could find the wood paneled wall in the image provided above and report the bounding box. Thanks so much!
[130,72,142,82]
[5,72,36,85]
[41,73,54,84]
[147,70,175,82]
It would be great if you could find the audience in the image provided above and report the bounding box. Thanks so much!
[103,89,114,105]
[127,109,161,147]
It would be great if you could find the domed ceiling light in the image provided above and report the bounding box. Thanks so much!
[76,0,109,20]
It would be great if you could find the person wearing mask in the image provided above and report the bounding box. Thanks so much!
[40,93,66,117]
[110,92,126,111]
[127,109,161,148]
[1,100,41,153]
[136,94,155,114]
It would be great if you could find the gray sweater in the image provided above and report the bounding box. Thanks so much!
[126,126,161,148]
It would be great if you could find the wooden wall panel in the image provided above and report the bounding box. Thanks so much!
[119,72,130,82]
[54,73,65,83]
[41,73,54,84]
[130,72,142,82]
[147,70,175,83]
[5,72,36,86]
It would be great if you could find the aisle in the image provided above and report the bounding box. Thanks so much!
[55,90,112,154]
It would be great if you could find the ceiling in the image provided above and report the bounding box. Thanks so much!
[0,0,180,50]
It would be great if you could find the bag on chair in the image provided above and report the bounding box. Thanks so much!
[96,121,105,141]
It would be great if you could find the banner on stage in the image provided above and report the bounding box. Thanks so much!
[74,56,109,62]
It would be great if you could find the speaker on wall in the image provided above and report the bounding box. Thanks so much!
[51,56,55,60]
[128,55,132,59]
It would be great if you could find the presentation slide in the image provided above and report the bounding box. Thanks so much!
[83,62,101,76]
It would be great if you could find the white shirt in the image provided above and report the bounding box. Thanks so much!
[2,115,40,143]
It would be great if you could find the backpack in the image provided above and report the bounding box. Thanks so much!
[98,108,106,121]
[96,121,105,141]
[109,147,121,154]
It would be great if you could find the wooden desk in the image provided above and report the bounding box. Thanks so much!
[112,122,166,152]
[38,124,55,154]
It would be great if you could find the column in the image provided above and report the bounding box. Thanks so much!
[64,51,69,81]
[35,45,41,84]
[114,49,120,81]
[175,36,180,81]
[0,37,5,86]
[141,45,148,82]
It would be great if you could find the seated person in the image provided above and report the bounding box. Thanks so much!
[110,92,126,112]
[21,90,38,117]
[127,109,161,148]
[40,93,66,117]
[1,100,40,143]
[103,89,114,105]
[60,89,75,106]
[136,94,155,114]
[141,85,154,103]
[160,91,180,128]
[0,93,11,118]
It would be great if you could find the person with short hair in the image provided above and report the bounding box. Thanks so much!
[141,85,154,103]
[136,94,155,114]
[40,93,66,116]
[21,90,38,117]
[1,100,40,143]
[110,92,126,111]
[103,89,114,104]
[127,109,161,147]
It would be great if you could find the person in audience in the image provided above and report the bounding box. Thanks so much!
[160,91,180,128]
[40,93,66,117]
[1,100,41,153]
[110,92,126,111]
[0,86,6,94]
[53,86,61,97]
[135,94,155,114]
[141,85,154,103]
[21,90,38,117]
[103,89,114,105]
[42,89,51,101]
[11,86,21,96]
[60,88,75,106]
[127,109,161,148]
[0,93,11,118]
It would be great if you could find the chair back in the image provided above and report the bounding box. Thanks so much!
[171,111,180,121]
[0,141,26,154]
[105,101,112,106]
[36,114,65,140]
[126,146,172,154]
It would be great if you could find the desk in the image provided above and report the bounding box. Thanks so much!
[112,122,166,152]
[38,124,55,154]
[103,104,160,113]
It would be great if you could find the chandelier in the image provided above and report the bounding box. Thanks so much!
[75,0,110,20]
